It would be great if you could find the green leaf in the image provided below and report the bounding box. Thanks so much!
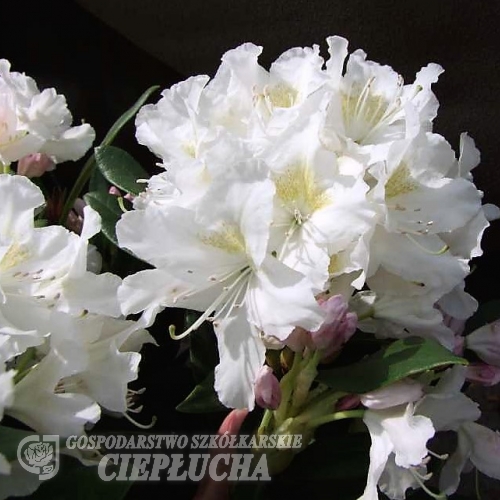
[317,337,467,394]
[89,167,109,194]
[84,191,123,246]
[276,431,369,483]
[0,425,40,462]
[95,146,148,196]
[176,372,226,413]
[59,85,159,226]
[29,455,131,500]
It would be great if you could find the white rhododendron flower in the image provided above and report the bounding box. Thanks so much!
[0,60,95,167]
[414,366,500,495]
[118,35,495,412]
[359,403,435,500]
[2,33,499,500]
[0,174,154,438]
[118,161,324,409]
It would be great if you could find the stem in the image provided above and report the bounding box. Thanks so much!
[290,349,321,415]
[1,162,11,174]
[59,153,96,224]
[295,389,345,422]
[58,85,160,225]
[306,409,365,429]
[257,409,274,436]
[274,351,302,426]
[475,468,482,500]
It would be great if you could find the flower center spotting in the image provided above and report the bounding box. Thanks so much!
[341,77,402,144]
[199,223,246,254]
[0,242,30,271]
[265,83,298,109]
[181,142,197,158]
[274,162,330,224]
[0,101,24,150]
[328,253,341,275]
[384,163,418,199]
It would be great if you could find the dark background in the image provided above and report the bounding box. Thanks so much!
[1,1,499,499]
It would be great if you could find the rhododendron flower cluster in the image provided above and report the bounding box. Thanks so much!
[0,62,154,492]
[1,36,500,500]
[0,59,95,168]
[118,36,490,408]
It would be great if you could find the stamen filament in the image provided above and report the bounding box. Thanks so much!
[170,267,251,340]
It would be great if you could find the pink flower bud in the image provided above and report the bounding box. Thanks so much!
[109,186,135,202]
[285,327,313,354]
[335,394,361,411]
[255,366,281,410]
[466,320,500,367]
[466,363,500,387]
[17,153,55,178]
[360,379,424,409]
[311,295,357,359]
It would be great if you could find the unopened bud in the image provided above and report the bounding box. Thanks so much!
[285,327,312,354]
[17,153,55,178]
[311,295,357,359]
[109,186,135,203]
[466,320,500,366]
[255,366,281,410]
[335,394,361,411]
[466,363,500,387]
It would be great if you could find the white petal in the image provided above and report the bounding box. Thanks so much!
[378,454,422,500]
[7,343,100,436]
[63,271,121,317]
[463,422,500,480]
[41,123,95,162]
[80,205,101,241]
[213,307,266,410]
[118,269,178,315]
[326,36,348,85]
[0,175,43,242]
[0,368,15,419]
[458,132,480,177]
[0,453,10,475]
[246,256,324,339]
[439,429,472,495]
[373,404,434,468]
[361,379,424,410]
[358,412,394,500]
